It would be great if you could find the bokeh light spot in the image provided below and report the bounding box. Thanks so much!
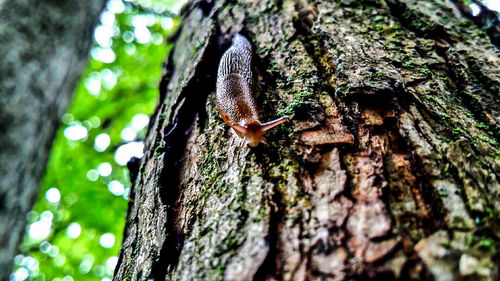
[79,254,95,274]
[94,133,111,152]
[11,267,29,281]
[131,113,149,131]
[108,180,125,196]
[40,241,51,254]
[122,30,134,43]
[91,47,116,64]
[114,141,144,166]
[21,256,39,271]
[86,169,99,181]
[131,14,151,27]
[124,43,137,55]
[66,223,82,239]
[53,254,66,267]
[85,76,102,96]
[97,162,113,177]
[48,245,59,258]
[107,0,125,13]
[65,193,79,205]
[470,3,480,16]
[123,188,130,200]
[484,0,500,12]
[28,221,51,240]
[94,25,114,47]
[40,210,53,221]
[134,25,151,44]
[61,113,74,124]
[152,33,163,45]
[172,0,189,13]
[89,116,101,128]
[101,11,116,25]
[121,127,136,142]
[106,256,118,271]
[101,68,117,89]
[64,124,88,141]
[45,188,61,204]
[99,233,115,248]
[14,255,24,265]
[161,17,174,30]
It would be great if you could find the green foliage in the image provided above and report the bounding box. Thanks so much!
[11,1,183,280]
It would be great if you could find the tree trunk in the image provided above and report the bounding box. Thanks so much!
[0,0,106,278]
[114,0,499,280]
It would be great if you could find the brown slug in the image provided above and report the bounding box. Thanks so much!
[216,34,287,147]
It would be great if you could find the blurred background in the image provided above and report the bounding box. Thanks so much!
[8,0,499,280]
[10,0,185,280]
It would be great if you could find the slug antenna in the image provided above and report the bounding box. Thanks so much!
[261,116,288,131]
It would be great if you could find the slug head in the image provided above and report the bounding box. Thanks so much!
[232,116,287,147]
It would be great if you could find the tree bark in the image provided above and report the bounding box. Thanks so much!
[0,0,106,278]
[114,0,500,280]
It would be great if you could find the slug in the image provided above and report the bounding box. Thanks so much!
[216,34,287,147]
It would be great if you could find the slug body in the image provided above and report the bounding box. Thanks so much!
[216,34,286,147]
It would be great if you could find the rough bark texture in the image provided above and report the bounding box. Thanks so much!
[114,0,500,280]
[0,0,106,278]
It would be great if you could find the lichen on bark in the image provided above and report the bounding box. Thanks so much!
[114,0,499,280]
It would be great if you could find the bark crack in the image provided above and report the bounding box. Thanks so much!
[149,39,219,281]
[253,180,284,281]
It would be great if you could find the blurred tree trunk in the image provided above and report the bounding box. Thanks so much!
[114,0,499,280]
[0,0,106,278]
